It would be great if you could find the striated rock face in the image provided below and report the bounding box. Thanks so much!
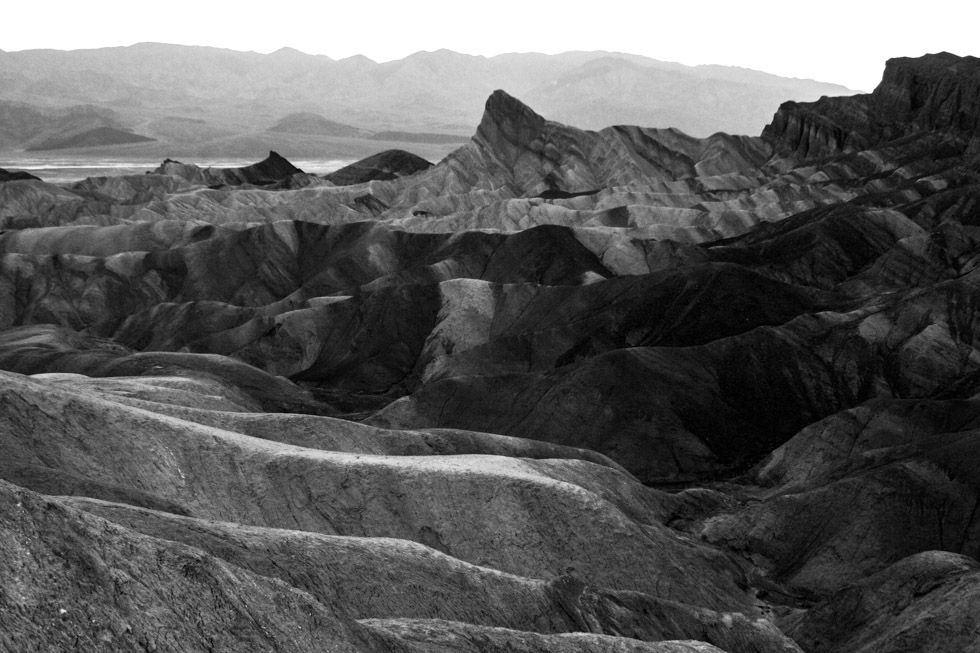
[0,479,393,653]
[764,52,980,158]
[871,53,980,135]
[461,89,772,197]
[781,551,980,653]
[760,95,874,158]
[2,53,980,651]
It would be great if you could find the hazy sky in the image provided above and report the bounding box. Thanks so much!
[2,0,974,91]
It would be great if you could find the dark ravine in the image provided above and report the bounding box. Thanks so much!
[2,52,980,652]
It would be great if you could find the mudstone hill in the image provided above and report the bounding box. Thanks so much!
[2,52,980,652]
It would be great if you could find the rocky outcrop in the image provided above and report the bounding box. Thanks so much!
[152,150,304,187]
[871,53,980,136]
[764,52,980,158]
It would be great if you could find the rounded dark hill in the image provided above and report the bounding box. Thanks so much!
[0,166,40,182]
[268,112,371,138]
[324,149,433,185]
[26,126,156,151]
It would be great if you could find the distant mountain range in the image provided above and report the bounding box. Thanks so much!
[0,43,856,158]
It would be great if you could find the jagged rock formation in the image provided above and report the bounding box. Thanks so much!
[1,53,980,652]
[151,150,304,187]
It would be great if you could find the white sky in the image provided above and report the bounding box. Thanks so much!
[1,0,975,91]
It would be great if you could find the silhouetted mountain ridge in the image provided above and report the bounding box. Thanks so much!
[0,43,856,155]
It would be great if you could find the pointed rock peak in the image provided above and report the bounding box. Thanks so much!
[264,150,291,164]
[483,90,545,126]
[476,90,548,147]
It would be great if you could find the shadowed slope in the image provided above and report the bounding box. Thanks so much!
[325,149,433,185]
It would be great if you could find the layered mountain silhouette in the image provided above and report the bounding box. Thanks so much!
[0,43,854,161]
[26,125,156,151]
[2,52,980,652]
